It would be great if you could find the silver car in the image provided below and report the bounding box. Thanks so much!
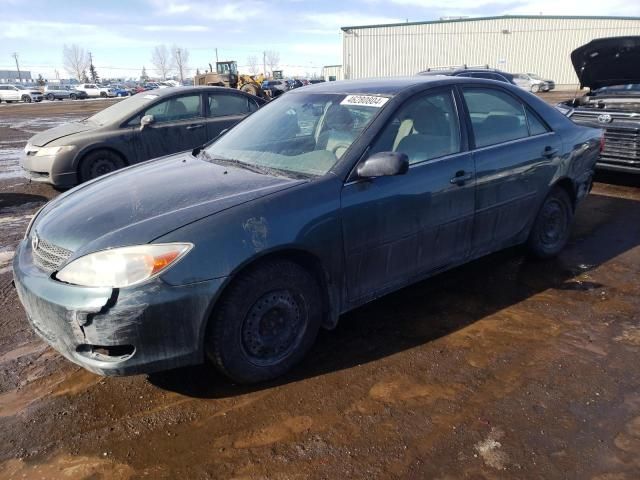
[43,85,71,101]
[513,73,555,93]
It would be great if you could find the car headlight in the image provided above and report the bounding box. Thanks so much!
[56,243,193,288]
[34,145,75,157]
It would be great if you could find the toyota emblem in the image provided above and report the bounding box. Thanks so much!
[597,114,612,124]
[32,233,39,251]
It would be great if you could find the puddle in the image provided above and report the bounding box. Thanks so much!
[0,453,134,480]
[0,148,24,180]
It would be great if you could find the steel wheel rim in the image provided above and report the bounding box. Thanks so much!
[241,289,306,366]
[539,199,567,247]
[89,157,118,178]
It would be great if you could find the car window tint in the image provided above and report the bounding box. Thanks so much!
[370,90,461,165]
[463,88,528,148]
[145,94,202,122]
[248,99,259,112]
[209,94,250,117]
[526,107,550,136]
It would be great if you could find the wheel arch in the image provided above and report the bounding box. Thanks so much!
[551,177,577,211]
[202,247,337,350]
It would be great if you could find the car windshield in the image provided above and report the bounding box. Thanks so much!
[86,93,159,126]
[204,92,385,177]
[593,84,640,95]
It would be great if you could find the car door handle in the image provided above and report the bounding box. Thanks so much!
[542,146,558,158]
[186,124,204,130]
[450,170,474,185]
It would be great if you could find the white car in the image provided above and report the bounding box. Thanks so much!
[0,85,43,103]
[75,83,116,98]
[513,73,555,93]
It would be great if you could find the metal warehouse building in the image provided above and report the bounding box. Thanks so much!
[337,15,640,86]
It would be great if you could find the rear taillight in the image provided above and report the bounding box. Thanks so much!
[600,135,605,153]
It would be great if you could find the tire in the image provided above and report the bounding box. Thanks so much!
[70,93,77,100]
[206,259,323,384]
[78,149,126,183]
[531,84,540,93]
[240,83,259,96]
[46,93,55,101]
[527,187,573,259]
[100,92,107,98]
[22,95,31,103]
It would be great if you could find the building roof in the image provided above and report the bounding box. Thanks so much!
[341,14,640,32]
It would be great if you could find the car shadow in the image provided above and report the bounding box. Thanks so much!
[148,191,640,398]
[0,192,48,211]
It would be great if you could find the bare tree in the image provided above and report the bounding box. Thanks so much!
[246,55,259,76]
[171,45,189,84]
[151,45,172,80]
[265,50,280,75]
[62,44,89,82]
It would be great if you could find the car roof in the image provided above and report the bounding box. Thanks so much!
[292,75,498,95]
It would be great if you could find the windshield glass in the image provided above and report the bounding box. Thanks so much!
[87,93,159,126]
[594,84,640,94]
[204,92,386,177]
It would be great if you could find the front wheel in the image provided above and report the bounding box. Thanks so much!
[527,188,573,259]
[46,93,55,101]
[206,260,322,384]
[22,95,32,103]
[78,149,126,183]
[100,92,107,98]
[531,84,540,93]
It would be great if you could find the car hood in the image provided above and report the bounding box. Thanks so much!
[571,36,640,90]
[32,152,304,257]
[28,121,94,147]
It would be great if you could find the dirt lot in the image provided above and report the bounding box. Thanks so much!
[1,96,640,479]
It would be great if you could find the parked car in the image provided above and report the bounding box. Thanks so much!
[14,76,601,383]
[513,73,555,93]
[43,85,71,101]
[418,67,517,85]
[106,84,131,97]
[66,87,89,100]
[75,84,115,98]
[0,85,43,103]
[261,80,287,97]
[21,86,265,187]
[557,36,640,174]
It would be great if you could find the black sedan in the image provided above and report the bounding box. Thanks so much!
[13,76,601,384]
[20,86,265,188]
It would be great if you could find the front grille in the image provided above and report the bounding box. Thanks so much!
[32,237,73,273]
[602,128,640,164]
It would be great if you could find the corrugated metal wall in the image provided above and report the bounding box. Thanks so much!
[322,65,344,81]
[342,17,640,85]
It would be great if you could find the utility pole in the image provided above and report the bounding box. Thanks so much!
[215,48,218,63]
[12,52,22,82]
[263,51,266,77]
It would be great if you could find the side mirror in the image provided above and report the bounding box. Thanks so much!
[357,151,409,178]
[140,114,154,130]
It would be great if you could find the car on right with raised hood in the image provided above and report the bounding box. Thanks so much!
[557,36,640,174]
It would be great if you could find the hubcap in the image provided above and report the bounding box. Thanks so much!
[90,158,117,178]
[241,290,304,365]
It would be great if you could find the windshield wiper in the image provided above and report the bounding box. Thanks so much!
[202,154,274,176]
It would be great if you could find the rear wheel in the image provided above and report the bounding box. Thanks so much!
[46,93,55,101]
[70,93,77,100]
[206,260,322,384]
[100,92,107,98]
[79,149,126,183]
[527,187,573,259]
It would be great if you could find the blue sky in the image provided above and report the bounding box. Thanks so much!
[1,0,639,80]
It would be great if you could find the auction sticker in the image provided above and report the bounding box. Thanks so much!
[340,95,389,107]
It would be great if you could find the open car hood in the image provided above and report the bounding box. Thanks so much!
[571,36,640,90]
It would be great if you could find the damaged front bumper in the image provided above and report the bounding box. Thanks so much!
[12,239,224,376]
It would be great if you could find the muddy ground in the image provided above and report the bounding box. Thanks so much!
[1,96,639,479]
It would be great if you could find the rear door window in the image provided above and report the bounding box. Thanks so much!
[526,107,550,136]
[462,88,529,148]
[208,93,252,117]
